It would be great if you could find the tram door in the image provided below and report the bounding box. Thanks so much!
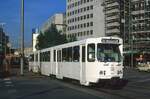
[80,45,86,83]
[56,50,63,79]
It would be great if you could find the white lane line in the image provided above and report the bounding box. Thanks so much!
[3,78,15,87]
[3,78,11,81]
[130,78,150,84]
[136,78,150,83]
[5,84,14,87]
[4,81,12,84]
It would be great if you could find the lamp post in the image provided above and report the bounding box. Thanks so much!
[20,0,24,75]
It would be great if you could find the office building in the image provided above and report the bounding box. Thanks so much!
[41,13,65,33]
[130,0,150,53]
[66,0,105,40]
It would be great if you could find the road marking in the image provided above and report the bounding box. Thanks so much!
[4,81,12,84]
[3,78,14,87]
[3,78,11,81]
[5,84,14,87]
[136,78,150,83]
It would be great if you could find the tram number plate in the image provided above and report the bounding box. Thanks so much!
[111,67,114,71]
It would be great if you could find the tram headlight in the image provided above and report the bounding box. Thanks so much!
[117,70,123,74]
[99,71,106,75]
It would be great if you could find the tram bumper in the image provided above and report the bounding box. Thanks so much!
[109,77,128,87]
[97,77,128,88]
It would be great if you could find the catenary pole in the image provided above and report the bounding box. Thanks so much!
[20,0,24,75]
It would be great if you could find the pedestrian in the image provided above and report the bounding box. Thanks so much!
[2,57,10,77]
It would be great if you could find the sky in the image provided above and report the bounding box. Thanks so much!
[0,0,66,48]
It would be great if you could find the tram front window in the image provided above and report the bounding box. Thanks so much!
[87,44,95,62]
[97,44,121,62]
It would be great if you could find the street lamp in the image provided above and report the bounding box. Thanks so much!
[20,0,24,75]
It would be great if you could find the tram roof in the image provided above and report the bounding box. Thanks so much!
[33,37,122,53]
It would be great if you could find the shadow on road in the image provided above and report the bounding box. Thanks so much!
[16,86,64,99]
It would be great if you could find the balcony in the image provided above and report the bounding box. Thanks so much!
[106,28,120,34]
[131,10,145,15]
[105,9,120,14]
[106,15,120,21]
[106,22,120,27]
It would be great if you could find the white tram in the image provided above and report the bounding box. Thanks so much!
[29,37,123,86]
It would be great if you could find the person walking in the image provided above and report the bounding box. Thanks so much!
[2,57,9,77]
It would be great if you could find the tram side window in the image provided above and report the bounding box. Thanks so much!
[40,53,43,62]
[68,47,73,62]
[54,50,56,62]
[62,48,66,61]
[47,51,50,62]
[87,44,95,62]
[66,48,69,61]
[62,47,73,62]
[40,51,50,62]
[62,48,72,62]
[30,54,34,62]
[57,50,61,62]
[82,46,85,62]
[73,46,80,62]
[36,54,38,62]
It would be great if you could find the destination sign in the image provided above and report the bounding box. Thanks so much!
[101,39,120,44]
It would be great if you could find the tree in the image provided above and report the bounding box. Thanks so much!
[35,32,46,50]
[36,24,68,50]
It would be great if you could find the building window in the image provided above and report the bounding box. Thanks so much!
[90,13,93,18]
[84,15,86,19]
[90,30,93,35]
[84,7,86,11]
[87,31,89,35]
[87,6,90,11]
[84,23,86,28]
[84,31,86,36]
[87,14,90,19]
[90,22,93,26]
[90,5,93,10]
[87,22,90,27]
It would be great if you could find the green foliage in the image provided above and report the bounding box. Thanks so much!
[35,32,46,50]
[68,36,77,42]
[36,24,68,50]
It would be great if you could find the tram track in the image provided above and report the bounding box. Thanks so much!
[55,79,134,99]
[93,87,134,99]
[91,82,150,99]
[127,84,150,90]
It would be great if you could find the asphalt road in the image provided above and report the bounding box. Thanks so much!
[0,67,150,99]
[0,69,102,99]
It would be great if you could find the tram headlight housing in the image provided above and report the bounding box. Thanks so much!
[117,70,123,74]
[100,71,106,75]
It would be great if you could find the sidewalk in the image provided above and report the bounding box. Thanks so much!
[0,68,43,79]
[12,68,43,78]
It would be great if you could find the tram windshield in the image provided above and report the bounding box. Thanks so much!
[97,44,121,62]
